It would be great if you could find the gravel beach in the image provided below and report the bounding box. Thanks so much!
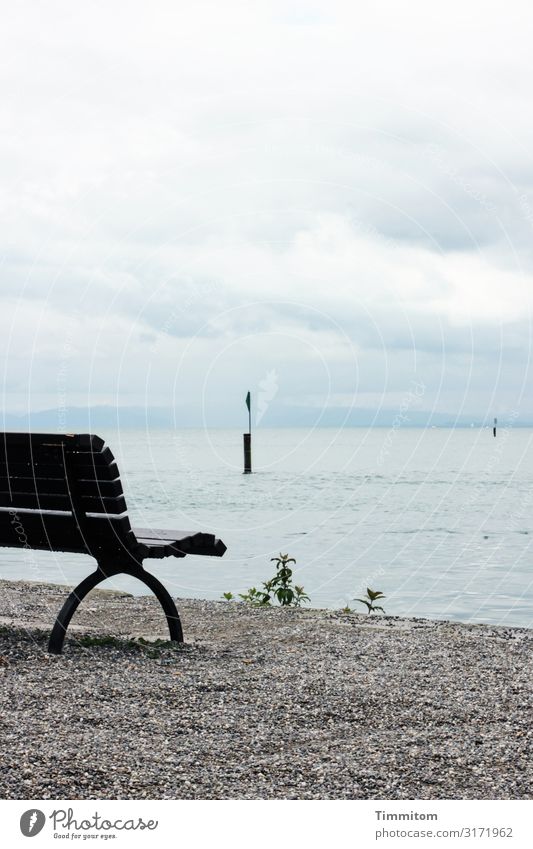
[0,578,532,800]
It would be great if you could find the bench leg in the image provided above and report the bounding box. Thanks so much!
[48,566,184,654]
[132,568,184,645]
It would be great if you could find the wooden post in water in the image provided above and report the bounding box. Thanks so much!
[243,391,252,473]
[493,416,497,437]
[243,432,252,474]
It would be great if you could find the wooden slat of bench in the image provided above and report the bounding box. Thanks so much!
[0,439,115,470]
[133,527,227,556]
[0,491,128,513]
[136,539,188,559]
[69,478,125,497]
[1,433,104,451]
[0,476,69,495]
[0,509,135,555]
[0,476,124,498]
[1,445,64,466]
[0,445,111,469]
[0,461,120,479]
[133,527,195,539]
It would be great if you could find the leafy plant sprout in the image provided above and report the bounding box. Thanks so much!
[264,553,309,607]
[355,588,386,615]
[225,553,310,608]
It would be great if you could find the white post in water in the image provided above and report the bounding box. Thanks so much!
[243,391,252,473]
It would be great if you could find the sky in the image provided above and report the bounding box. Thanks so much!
[1,0,533,427]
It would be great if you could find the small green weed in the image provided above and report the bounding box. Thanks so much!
[354,588,386,615]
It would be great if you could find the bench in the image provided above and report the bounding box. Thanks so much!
[0,432,226,653]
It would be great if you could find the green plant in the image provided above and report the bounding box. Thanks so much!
[264,553,310,607]
[221,591,234,601]
[354,588,386,615]
[227,553,310,608]
[238,586,271,605]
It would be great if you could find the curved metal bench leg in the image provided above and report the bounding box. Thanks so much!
[48,569,107,654]
[48,566,183,654]
[132,568,184,644]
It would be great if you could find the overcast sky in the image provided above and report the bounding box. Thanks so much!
[2,1,533,426]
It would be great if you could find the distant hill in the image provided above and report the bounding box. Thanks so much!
[1,406,176,430]
[1,406,527,430]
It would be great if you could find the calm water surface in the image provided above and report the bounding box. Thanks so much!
[2,428,532,628]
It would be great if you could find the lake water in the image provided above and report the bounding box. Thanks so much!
[1,427,532,628]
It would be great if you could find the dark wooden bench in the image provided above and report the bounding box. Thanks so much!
[0,433,226,653]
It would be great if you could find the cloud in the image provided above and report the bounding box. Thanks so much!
[1,0,533,420]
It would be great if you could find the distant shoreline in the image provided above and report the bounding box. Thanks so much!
[3,405,532,429]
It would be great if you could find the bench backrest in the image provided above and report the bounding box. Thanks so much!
[0,433,137,560]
